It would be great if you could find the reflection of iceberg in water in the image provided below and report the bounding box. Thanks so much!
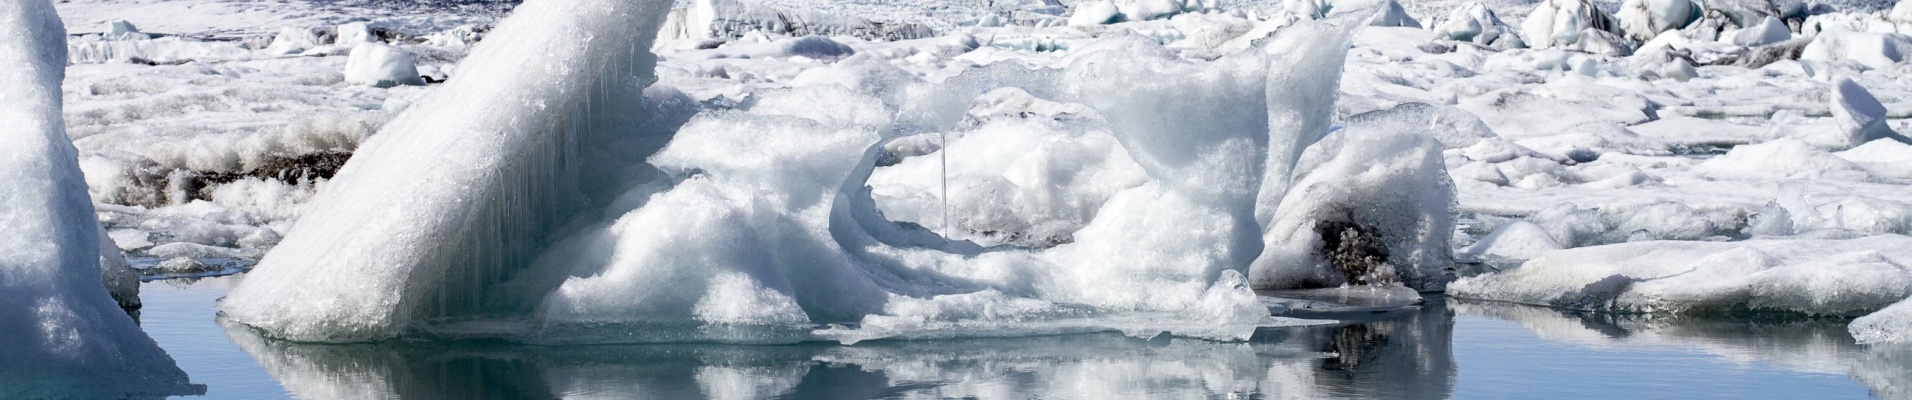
[220,298,1455,399]
[1453,300,1910,398]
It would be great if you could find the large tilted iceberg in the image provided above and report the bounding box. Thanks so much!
[0,0,197,396]
[221,0,684,342]
[222,1,1451,344]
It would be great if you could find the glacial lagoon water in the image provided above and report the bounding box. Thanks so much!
[137,276,1906,399]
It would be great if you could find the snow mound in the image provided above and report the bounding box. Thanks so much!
[1452,235,1912,317]
[0,0,196,396]
[343,43,426,88]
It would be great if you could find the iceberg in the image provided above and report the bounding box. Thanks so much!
[0,0,197,396]
[221,0,684,342]
[1452,235,1912,317]
[223,3,1413,344]
[1852,297,1912,344]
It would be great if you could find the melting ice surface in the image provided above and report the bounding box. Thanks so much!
[219,0,1461,344]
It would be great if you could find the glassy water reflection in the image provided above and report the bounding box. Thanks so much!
[135,278,1911,399]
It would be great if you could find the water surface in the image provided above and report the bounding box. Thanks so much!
[138,276,1908,399]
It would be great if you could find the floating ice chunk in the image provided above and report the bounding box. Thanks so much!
[1457,221,1563,261]
[1831,78,1905,148]
[336,22,375,45]
[775,35,854,60]
[1612,202,1721,241]
[1728,16,1791,47]
[343,43,425,88]
[265,26,323,56]
[1451,161,1511,186]
[1115,0,1184,22]
[1659,57,1698,81]
[1696,138,1872,180]
[1453,235,1912,317]
[1069,1,1122,26]
[0,0,195,395]
[1529,203,1608,247]
[1704,0,1782,28]
[1800,30,1911,69]
[1522,0,1625,52]
[1369,0,1420,28]
[1433,3,1517,47]
[95,226,139,308]
[1285,0,1332,19]
[1616,0,1695,41]
[103,19,145,40]
[1637,28,1691,52]
[1852,297,1912,343]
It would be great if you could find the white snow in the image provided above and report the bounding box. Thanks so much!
[0,0,194,396]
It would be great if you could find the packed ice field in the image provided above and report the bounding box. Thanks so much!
[8,0,1912,394]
